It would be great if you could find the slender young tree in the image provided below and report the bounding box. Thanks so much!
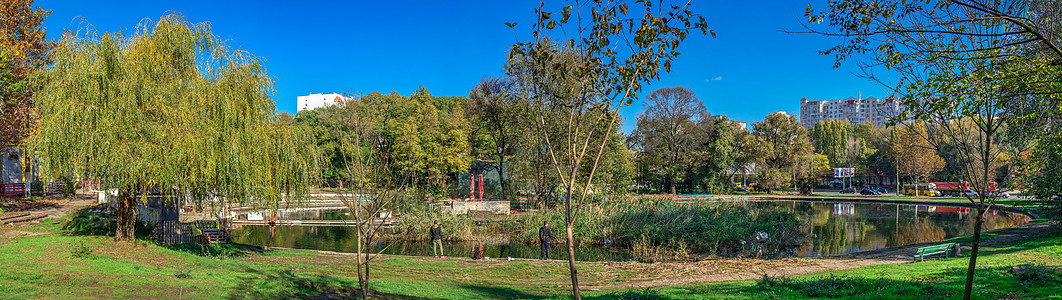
[330,96,416,299]
[506,1,708,298]
[32,14,318,241]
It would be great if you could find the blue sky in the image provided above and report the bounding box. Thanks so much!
[39,0,891,132]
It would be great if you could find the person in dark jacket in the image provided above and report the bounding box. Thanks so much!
[539,221,551,260]
[430,221,445,258]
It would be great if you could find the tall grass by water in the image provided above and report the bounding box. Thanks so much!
[399,196,805,260]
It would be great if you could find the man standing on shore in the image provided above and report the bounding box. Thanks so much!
[431,221,445,258]
[539,221,551,260]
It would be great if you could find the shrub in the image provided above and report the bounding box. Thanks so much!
[756,274,793,290]
[606,288,661,300]
[71,241,94,259]
[1014,264,1060,287]
[174,268,193,279]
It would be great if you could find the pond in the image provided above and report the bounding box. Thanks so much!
[230,200,1031,261]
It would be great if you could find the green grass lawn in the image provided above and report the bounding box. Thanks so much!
[1,210,1059,299]
[635,229,1062,300]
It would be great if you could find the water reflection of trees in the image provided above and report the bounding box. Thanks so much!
[231,203,1031,260]
[762,201,1029,257]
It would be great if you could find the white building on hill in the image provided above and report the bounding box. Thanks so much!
[297,93,349,113]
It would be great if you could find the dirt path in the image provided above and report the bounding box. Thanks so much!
[0,195,96,237]
[582,220,1056,290]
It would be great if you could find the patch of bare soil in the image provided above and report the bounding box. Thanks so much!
[0,197,67,212]
[0,230,53,237]
[582,221,1057,290]
[0,195,96,234]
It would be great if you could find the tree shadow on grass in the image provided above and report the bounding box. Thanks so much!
[228,268,426,300]
[452,284,547,299]
[166,242,268,258]
[62,204,118,236]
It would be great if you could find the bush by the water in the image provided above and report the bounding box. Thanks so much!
[500,197,805,259]
[611,200,804,257]
[389,194,805,260]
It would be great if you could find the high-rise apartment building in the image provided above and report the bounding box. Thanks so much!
[799,96,902,127]
[297,93,349,113]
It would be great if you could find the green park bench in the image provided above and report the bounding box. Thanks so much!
[913,243,956,262]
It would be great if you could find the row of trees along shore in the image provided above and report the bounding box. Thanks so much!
[10,0,1062,299]
[297,87,1024,199]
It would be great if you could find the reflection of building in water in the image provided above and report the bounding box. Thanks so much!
[929,206,1000,219]
[833,203,854,215]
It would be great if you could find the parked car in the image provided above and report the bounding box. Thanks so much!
[989,191,1011,198]
[961,190,979,198]
[860,188,881,195]
[734,186,750,193]
[839,187,856,194]
[874,187,888,194]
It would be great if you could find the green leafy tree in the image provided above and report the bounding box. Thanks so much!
[33,14,318,241]
[1028,127,1062,221]
[747,112,813,192]
[295,105,351,186]
[506,1,708,297]
[367,88,472,190]
[812,153,831,177]
[700,116,741,194]
[809,119,850,167]
[467,77,524,199]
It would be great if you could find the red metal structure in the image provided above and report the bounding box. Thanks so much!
[470,174,475,201]
[477,174,484,201]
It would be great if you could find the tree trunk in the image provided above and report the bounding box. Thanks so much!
[566,221,580,299]
[962,205,985,300]
[564,185,581,300]
[669,177,676,195]
[498,158,506,200]
[363,257,371,299]
[357,229,368,300]
[895,158,901,195]
[115,189,137,241]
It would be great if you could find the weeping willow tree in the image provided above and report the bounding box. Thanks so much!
[32,14,318,241]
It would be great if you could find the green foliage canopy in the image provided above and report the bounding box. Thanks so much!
[32,14,318,207]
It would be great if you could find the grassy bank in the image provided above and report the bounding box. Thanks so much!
[1,207,1059,299]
